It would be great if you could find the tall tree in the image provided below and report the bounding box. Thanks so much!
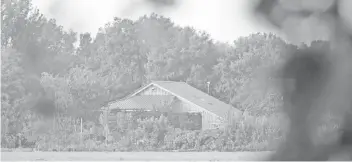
[213,33,292,115]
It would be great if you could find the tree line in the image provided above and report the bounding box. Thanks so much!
[1,0,328,137]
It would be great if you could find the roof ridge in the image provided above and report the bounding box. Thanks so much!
[184,84,229,104]
[155,81,228,104]
[152,80,179,83]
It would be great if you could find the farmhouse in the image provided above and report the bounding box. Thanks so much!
[102,81,242,130]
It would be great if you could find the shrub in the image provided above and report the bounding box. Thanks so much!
[1,113,286,152]
[7,112,345,152]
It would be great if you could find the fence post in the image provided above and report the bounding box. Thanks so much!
[103,109,109,146]
[80,117,83,142]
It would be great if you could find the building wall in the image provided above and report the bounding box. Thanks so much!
[176,99,224,130]
[169,100,183,113]
[137,85,182,112]
[136,84,225,130]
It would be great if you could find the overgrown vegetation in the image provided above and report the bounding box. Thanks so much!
[2,113,283,151]
[1,0,336,152]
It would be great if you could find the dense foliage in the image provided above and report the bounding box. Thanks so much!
[2,114,282,152]
[1,0,334,152]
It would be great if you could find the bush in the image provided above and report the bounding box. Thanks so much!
[1,113,285,152]
[9,112,343,152]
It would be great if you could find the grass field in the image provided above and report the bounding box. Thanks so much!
[1,151,272,161]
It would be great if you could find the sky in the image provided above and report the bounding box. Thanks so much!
[31,0,274,43]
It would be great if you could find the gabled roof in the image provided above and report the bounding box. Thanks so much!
[129,81,242,119]
[107,95,174,111]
